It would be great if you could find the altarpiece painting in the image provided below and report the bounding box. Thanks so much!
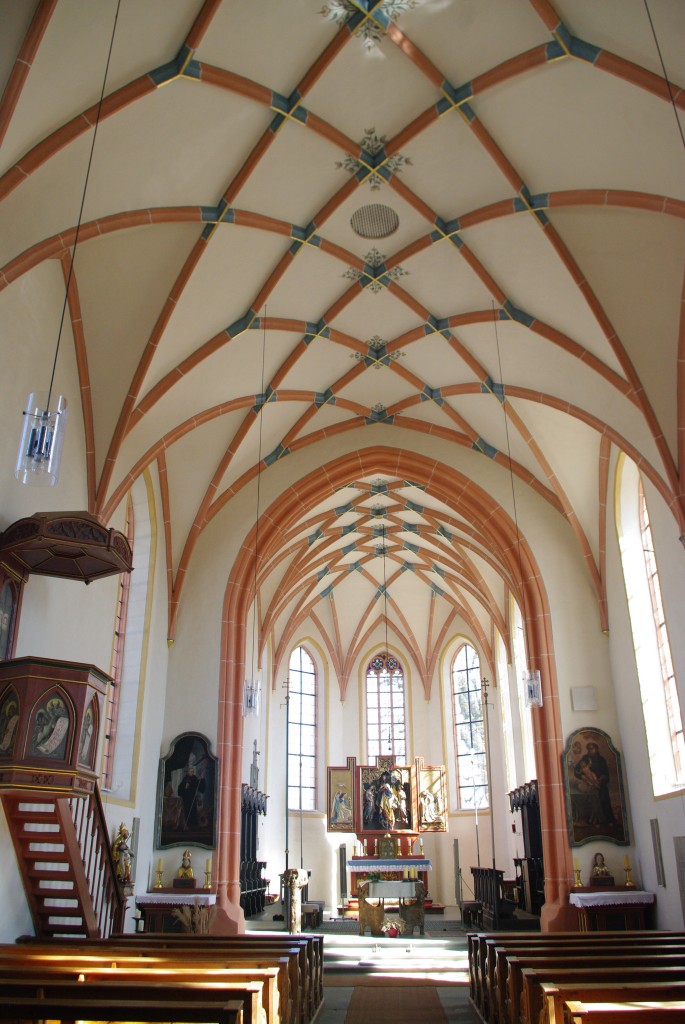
[562,726,629,846]
[156,731,218,850]
[326,755,447,835]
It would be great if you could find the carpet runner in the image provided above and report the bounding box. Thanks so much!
[343,985,447,1023]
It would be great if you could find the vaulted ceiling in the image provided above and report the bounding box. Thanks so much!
[1,0,684,685]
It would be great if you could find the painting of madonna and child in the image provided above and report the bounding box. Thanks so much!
[562,727,629,846]
[327,755,447,835]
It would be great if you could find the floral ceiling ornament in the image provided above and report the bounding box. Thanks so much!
[321,0,423,50]
[336,128,412,190]
[352,335,405,368]
[343,248,409,293]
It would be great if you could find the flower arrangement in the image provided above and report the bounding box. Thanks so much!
[381,917,404,936]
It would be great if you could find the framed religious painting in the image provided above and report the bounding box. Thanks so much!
[156,732,218,850]
[26,688,73,761]
[417,763,448,832]
[358,755,414,833]
[327,759,357,832]
[562,727,629,846]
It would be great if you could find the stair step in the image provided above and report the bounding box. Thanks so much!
[21,851,69,863]
[8,806,58,819]
[42,925,90,936]
[36,907,83,918]
[33,872,74,888]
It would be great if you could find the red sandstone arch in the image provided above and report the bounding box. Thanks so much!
[214,446,576,932]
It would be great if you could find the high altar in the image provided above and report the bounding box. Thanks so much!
[326,754,447,900]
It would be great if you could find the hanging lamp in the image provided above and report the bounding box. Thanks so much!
[1,4,133,585]
[15,3,120,485]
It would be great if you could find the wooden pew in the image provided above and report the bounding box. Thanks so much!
[0,975,266,1024]
[0,949,292,1024]
[518,966,685,1024]
[564,997,685,1023]
[468,931,684,1017]
[108,930,324,1018]
[0,993,244,1023]
[537,980,685,1024]
[493,942,685,1024]
[0,964,280,1024]
[466,931,685,1022]
[16,934,317,1023]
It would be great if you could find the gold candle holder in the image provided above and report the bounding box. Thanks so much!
[573,867,582,887]
[623,855,635,888]
[154,868,163,889]
[204,869,212,889]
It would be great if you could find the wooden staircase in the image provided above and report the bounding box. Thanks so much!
[2,786,123,939]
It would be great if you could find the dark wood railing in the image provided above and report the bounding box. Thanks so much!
[68,786,124,937]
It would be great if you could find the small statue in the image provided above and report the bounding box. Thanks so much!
[177,848,194,879]
[590,851,614,886]
[112,822,133,883]
[250,739,260,789]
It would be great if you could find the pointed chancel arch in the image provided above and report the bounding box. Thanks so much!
[216,446,576,932]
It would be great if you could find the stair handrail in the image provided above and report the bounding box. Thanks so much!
[68,784,125,936]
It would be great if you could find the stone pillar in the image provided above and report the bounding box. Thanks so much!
[283,868,309,934]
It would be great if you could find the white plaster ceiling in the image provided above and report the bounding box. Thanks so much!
[1,0,683,688]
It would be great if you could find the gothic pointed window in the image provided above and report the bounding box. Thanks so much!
[366,652,406,762]
[101,497,133,789]
[616,455,685,794]
[638,481,685,786]
[452,642,488,809]
[288,645,317,810]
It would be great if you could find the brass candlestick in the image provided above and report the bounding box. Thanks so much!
[154,866,163,889]
[573,867,582,887]
[624,865,635,888]
[204,869,212,890]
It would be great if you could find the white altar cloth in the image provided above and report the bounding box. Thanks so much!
[569,890,654,908]
[136,892,216,906]
[367,881,421,899]
[346,858,432,871]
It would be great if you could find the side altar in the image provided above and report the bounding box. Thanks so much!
[327,754,447,908]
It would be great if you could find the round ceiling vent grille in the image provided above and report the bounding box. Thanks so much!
[350,203,399,239]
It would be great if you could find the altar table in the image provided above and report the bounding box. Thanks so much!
[367,880,423,900]
[569,889,655,931]
[136,891,216,932]
[346,857,432,898]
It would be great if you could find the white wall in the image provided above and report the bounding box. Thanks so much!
[605,454,685,928]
